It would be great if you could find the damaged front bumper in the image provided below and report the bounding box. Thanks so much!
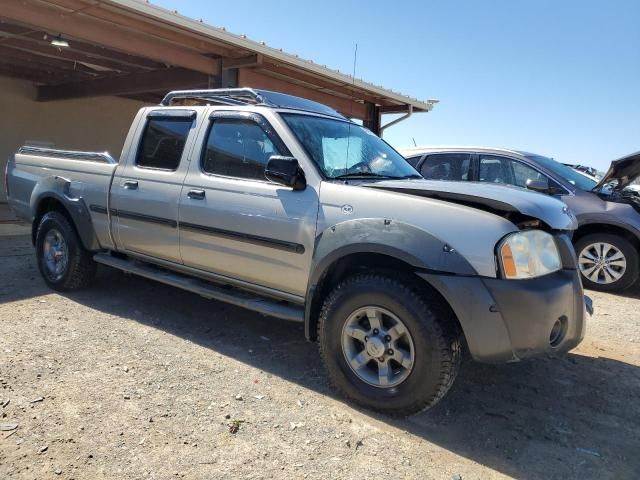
[418,268,592,364]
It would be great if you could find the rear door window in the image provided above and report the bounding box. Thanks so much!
[420,153,471,180]
[136,118,193,171]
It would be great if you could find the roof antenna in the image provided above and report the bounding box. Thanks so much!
[345,43,358,176]
[412,137,417,147]
[349,43,358,117]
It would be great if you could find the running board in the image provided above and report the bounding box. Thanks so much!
[93,253,304,322]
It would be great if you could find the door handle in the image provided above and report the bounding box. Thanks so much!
[187,189,206,200]
[123,180,138,190]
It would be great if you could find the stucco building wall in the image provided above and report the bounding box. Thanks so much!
[1,75,145,200]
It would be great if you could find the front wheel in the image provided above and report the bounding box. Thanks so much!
[318,274,461,416]
[575,233,639,292]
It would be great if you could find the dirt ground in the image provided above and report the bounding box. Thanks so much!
[1,228,639,480]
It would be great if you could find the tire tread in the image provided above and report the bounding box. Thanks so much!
[36,211,96,291]
[575,233,639,292]
[317,273,461,416]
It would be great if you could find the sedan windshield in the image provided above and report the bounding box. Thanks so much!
[281,113,420,180]
[520,152,598,191]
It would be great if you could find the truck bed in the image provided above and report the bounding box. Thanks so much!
[7,146,118,249]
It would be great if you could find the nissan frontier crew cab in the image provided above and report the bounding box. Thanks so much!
[6,88,592,415]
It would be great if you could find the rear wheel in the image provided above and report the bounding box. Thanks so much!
[35,211,97,291]
[318,274,461,416]
[575,233,639,292]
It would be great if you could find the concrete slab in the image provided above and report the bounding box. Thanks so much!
[0,203,19,223]
[0,223,30,236]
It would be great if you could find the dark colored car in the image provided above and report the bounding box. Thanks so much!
[401,147,640,292]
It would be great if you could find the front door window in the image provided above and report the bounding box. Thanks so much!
[479,155,550,188]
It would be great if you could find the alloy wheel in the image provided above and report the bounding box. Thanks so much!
[341,306,415,388]
[578,242,627,285]
[43,228,69,281]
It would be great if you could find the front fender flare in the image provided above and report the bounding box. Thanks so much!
[304,218,477,339]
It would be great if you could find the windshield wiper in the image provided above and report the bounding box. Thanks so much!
[332,172,420,180]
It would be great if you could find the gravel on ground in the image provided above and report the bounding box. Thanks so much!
[1,232,638,479]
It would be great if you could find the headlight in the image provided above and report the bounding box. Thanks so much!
[498,230,561,279]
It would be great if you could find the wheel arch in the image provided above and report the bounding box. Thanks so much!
[573,222,640,250]
[305,250,466,344]
[30,177,100,251]
[573,222,640,290]
[304,218,476,343]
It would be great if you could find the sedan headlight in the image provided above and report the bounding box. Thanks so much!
[498,230,561,279]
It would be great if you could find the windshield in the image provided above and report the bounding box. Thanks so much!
[281,113,420,179]
[520,152,598,191]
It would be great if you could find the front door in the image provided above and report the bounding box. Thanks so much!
[179,110,319,297]
[111,109,198,263]
[476,154,559,190]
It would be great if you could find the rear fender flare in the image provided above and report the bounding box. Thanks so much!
[30,176,100,251]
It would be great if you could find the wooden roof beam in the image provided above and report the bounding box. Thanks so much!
[44,0,239,58]
[0,63,74,83]
[0,45,99,76]
[0,36,158,73]
[0,22,164,71]
[222,54,263,70]
[379,105,416,113]
[37,67,209,101]
[3,0,220,74]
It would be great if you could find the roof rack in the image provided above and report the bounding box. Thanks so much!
[161,88,264,107]
[160,88,346,119]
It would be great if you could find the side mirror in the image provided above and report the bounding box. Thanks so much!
[265,156,306,190]
[526,179,550,194]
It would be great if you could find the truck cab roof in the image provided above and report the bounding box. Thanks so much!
[160,88,346,120]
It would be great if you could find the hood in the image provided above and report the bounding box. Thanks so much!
[594,151,640,191]
[365,179,577,231]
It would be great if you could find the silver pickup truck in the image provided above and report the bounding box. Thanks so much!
[6,88,591,415]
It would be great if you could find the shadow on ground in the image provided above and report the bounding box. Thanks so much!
[616,282,640,299]
[2,235,639,479]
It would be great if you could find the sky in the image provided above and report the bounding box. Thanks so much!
[153,0,639,170]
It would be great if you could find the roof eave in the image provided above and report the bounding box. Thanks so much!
[104,0,434,112]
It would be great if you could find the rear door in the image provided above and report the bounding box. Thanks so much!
[111,109,198,263]
[178,110,319,298]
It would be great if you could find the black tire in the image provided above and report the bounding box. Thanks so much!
[35,211,97,291]
[574,233,639,292]
[318,274,461,416]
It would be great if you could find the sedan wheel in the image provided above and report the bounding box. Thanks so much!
[578,242,627,285]
[574,233,639,292]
